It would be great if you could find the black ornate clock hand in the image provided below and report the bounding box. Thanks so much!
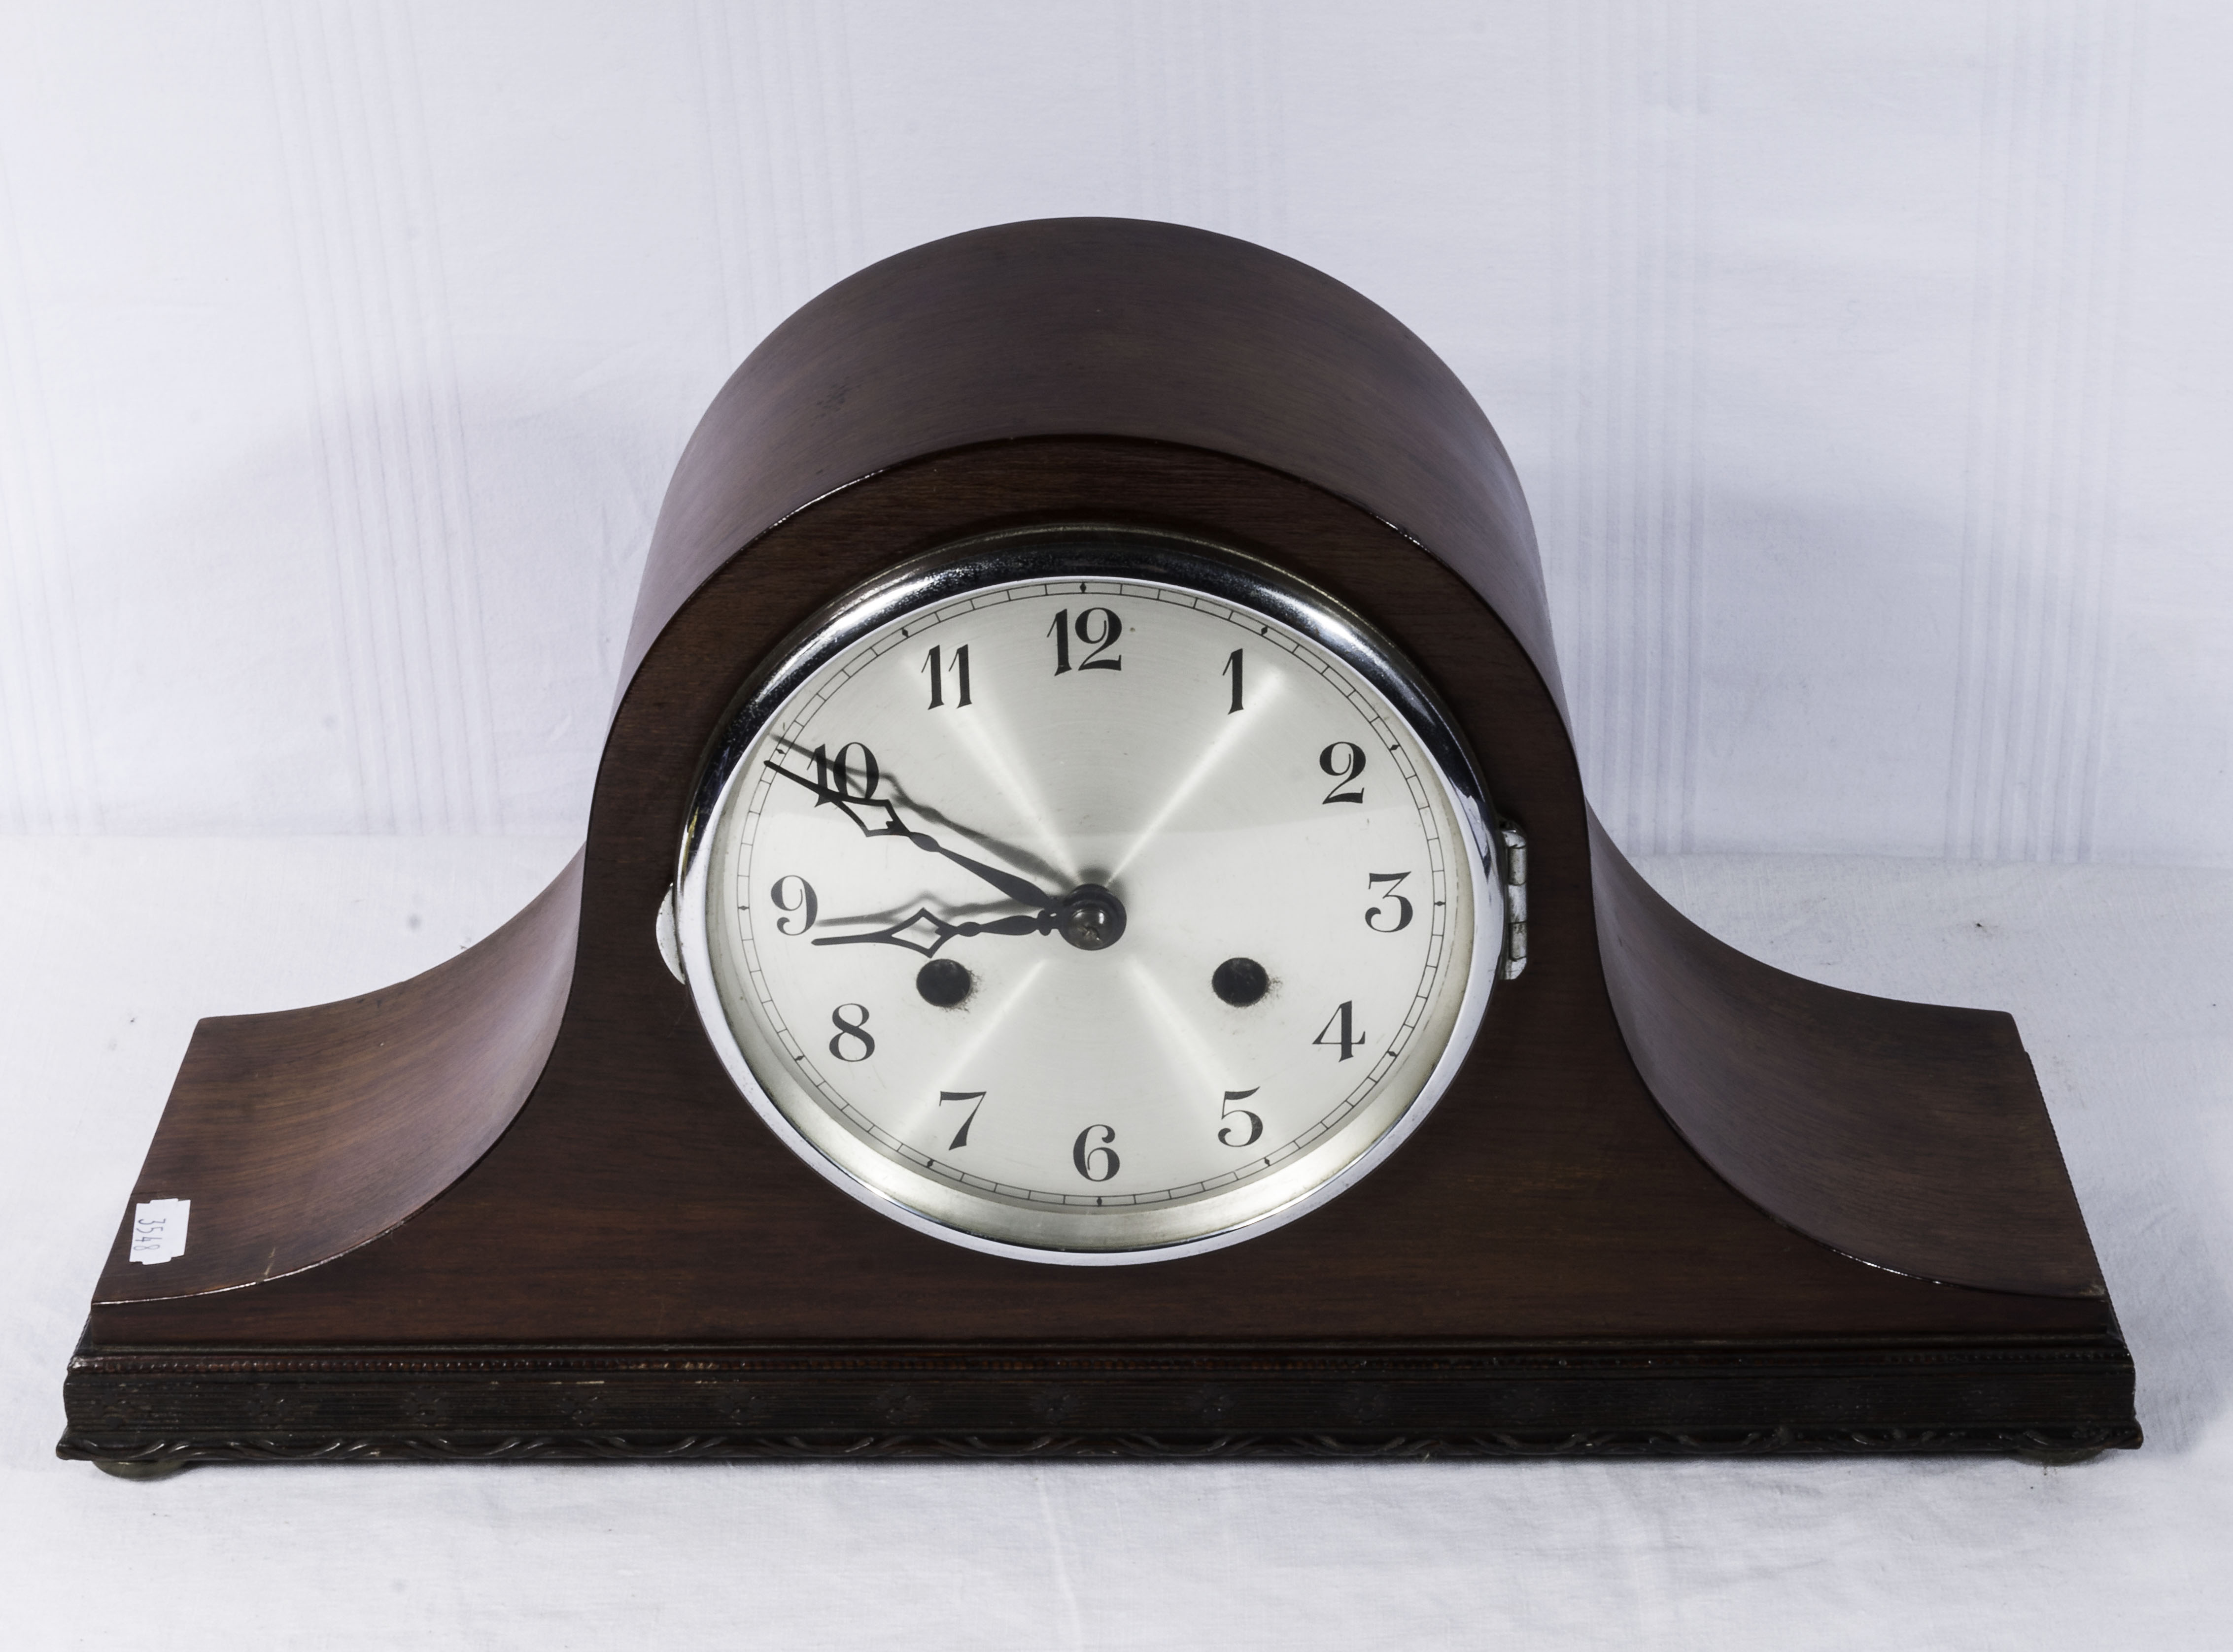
[811,905,1059,959]
[815,884,1127,957]
[761,760,1054,907]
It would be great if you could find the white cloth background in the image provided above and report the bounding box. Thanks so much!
[1,0,2228,862]
[5,4,2231,1648]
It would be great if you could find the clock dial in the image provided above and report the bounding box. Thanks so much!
[679,536,1503,1261]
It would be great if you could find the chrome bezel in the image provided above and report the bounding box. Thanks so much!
[675,527,1506,1265]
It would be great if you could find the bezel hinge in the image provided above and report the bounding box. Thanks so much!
[1498,819,1529,979]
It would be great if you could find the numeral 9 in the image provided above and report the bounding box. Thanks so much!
[769,875,818,935]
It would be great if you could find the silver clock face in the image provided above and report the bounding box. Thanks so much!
[675,532,1503,1263]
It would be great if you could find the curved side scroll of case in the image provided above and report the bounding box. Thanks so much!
[1587,819,2102,1296]
[92,854,583,1303]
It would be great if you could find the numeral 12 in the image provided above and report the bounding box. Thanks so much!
[1049,607,1123,674]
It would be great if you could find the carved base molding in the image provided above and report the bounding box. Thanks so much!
[61,1426,2140,1467]
[61,1339,2139,1465]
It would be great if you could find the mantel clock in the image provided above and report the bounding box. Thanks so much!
[61,219,2137,1470]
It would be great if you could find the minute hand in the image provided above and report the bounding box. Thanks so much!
[761,761,1054,907]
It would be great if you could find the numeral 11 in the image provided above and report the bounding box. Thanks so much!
[923,643,971,708]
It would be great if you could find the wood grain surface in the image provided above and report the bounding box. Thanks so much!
[91,854,581,1304]
[80,447,2109,1342]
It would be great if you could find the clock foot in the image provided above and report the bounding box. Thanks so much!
[2012,1445,2108,1467]
[95,1458,191,1481]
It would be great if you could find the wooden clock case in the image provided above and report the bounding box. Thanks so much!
[61,218,2137,1466]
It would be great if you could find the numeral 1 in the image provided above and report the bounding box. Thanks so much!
[1313,1000,1365,1061]
[1224,648,1243,713]
[922,643,971,709]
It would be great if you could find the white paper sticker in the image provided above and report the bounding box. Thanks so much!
[129,1198,190,1264]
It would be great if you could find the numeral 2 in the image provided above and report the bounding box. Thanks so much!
[1319,742,1365,804]
[1049,607,1122,674]
[1313,1001,1366,1061]
[922,643,971,708]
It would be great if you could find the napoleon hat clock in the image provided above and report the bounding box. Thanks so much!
[63,219,2133,1469]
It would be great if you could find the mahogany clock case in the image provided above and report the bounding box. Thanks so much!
[59,218,2136,1465]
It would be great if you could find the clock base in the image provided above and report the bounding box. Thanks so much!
[62,1335,2136,1464]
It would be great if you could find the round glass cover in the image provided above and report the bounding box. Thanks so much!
[676,530,1503,1263]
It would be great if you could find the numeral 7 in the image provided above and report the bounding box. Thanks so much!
[938,1089,987,1149]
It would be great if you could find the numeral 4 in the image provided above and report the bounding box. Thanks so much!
[1313,1001,1366,1061]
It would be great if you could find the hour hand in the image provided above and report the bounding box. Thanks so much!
[760,762,1054,907]
[811,906,1057,958]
